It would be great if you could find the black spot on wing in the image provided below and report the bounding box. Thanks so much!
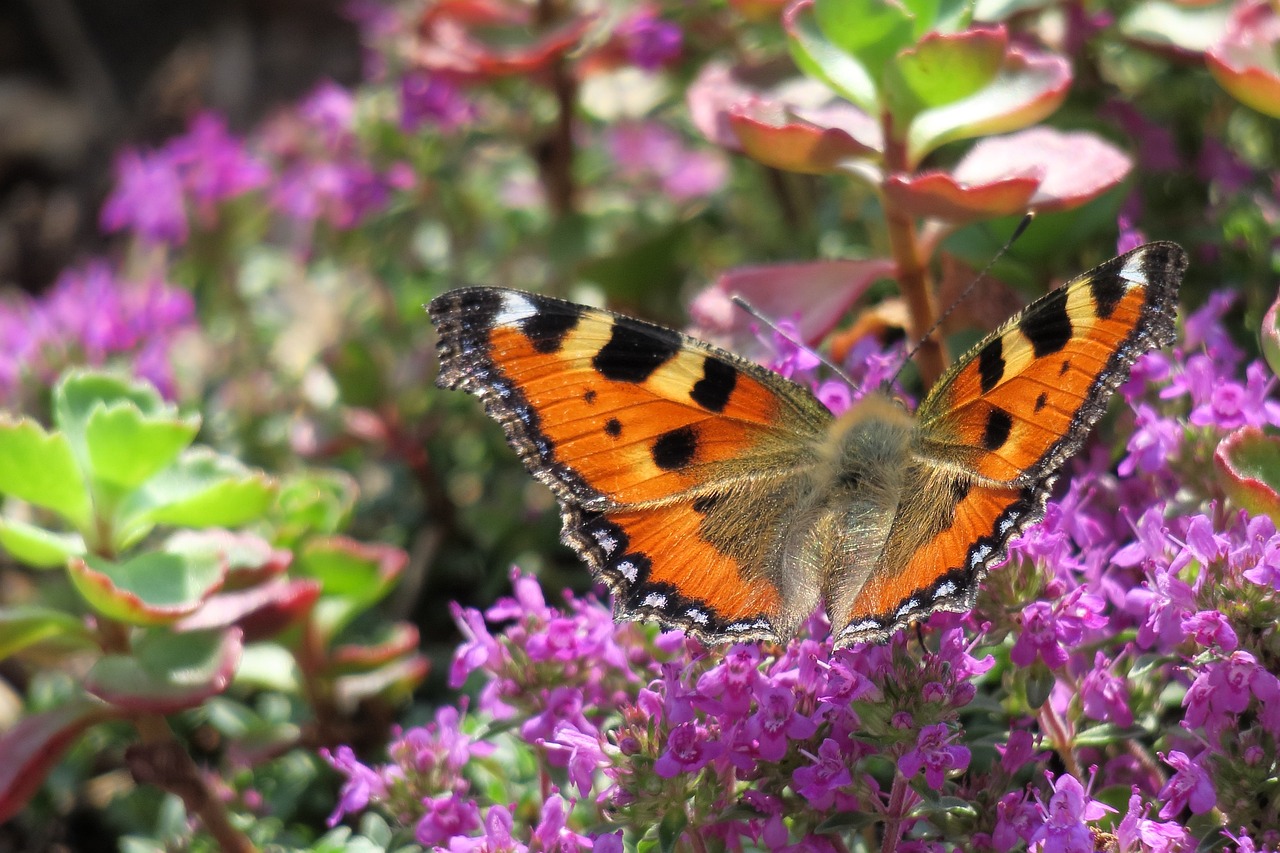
[519,305,582,353]
[652,425,698,471]
[977,337,1005,394]
[605,418,622,437]
[583,389,597,404]
[1089,269,1127,320]
[690,358,737,413]
[1034,392,1047,412]
[1020,287,1072,358]
[983,407,1012,451]
[592,317,682,382]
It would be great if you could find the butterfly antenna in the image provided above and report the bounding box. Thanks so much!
[891,214,1034,387]
[731,295,859,390]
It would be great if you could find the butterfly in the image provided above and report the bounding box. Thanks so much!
[427,242,1186,648]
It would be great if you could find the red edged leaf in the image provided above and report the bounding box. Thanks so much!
[294,536,407,601]
[783,0,879,111]
[689,257,896,350]
[882,170,1040,223]
[165,529,292,589]
[329,623,422,674]
[1206,0,1280,118]
[1215,427,1280,524]
[84,628,243,714]
[69,552,227,626]
[906,47,1071,165]
[1262,287,1280,380]
[884,27,1009,116]
[175,578,321,641]
[332,655,430,711]
[951,127,1132,213]
[729,100,877,173]
[413,0,592,80]
[0,699,115,822]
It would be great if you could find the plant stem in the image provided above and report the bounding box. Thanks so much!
[1037,700,1082,779]
[126,724,258,852]
[880,118,945,387]
[880,770,912,853]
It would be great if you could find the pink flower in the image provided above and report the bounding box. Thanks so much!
[654,721,724,778]
[1031,773,1116,853]
[1156,750,1216,819]
[899,724,970,790]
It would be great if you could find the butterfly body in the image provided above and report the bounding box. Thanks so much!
[429,242,1187,648]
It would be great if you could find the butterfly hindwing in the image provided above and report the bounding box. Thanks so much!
[428,286,832,642]
[914,241,1187,485]
[831,464,1045,646]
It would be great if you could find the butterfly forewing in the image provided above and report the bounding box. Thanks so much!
[914,242,1186,486]
[429,286,832,643]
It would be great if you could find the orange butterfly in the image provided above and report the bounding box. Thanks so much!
[427,242,1186,648]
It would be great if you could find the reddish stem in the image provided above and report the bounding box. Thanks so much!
[880,769,913,853]
[880,115,945,387]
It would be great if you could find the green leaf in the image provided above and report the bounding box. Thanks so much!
[84,401,200,489]
[0,418,92,527]
[786,0,879,111]
[658,808,688,853]
[84,628,242,713]
[882,28,1005,119]
[1215,427,1280,525]
[0,605,95,659]
[0,517,85,568]
[53,371,166,459]
[296,537,408,640]
[1119,1,1234,54]
[816,810,881,832]
[1075,724,1148,747]
[68,551,226,626]
[117,449,278,543]
[273,469,358,541]
[906,49,1070,165]
[234,643,301,692]
[814,0,916,82]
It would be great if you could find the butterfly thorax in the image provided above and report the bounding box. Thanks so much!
[766,393,916,630]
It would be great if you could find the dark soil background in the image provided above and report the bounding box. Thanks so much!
[0,0,362,293]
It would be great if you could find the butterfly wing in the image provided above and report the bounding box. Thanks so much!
[914,241,1186,484]
[428,287,834,642]
[831,242,1186,647]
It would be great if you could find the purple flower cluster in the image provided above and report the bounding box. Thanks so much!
[102,112,269,245]
[262,82,416,235]
[0,262,195,404]
[101,82,422,247]
[604,122,729,203]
